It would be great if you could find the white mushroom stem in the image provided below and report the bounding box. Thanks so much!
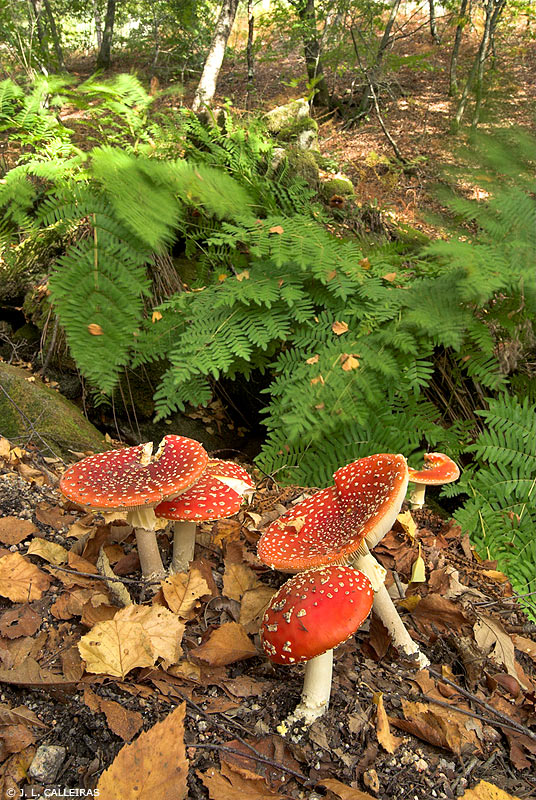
[281,650,334,729]
[409,483,426,510]
[350,544,429,669]
[171,521,197,573]
[127,506,165,580]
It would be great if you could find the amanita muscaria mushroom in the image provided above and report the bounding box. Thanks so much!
[261,566,373,724]
[408,452,460,510]
[155,459,254,573]
[60,435,208,580]
[257,454,429,679]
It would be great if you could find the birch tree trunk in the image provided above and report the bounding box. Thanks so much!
[428,0,440,43]
[96,0,116,70]
[192,0,239,112]
[94,0,103,49]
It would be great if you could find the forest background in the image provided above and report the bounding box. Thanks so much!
[0,0,535,614]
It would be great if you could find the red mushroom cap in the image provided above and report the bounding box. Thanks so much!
[60,435,208,509]
[261,566,373,664]
[155,474,242,521]
[206,459,254,487]
[257,454,408,570]
[407,452,460,485]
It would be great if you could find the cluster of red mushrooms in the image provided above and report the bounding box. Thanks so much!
[59,436,459,727]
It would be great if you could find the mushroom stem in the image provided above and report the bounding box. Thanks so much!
[284,650,334,727]
[351,545,429,669]
[171,521,197,573]
[409,484,426,509]
[134,528,166,580]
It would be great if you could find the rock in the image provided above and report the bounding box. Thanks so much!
[285,149,320,189]
[0,363,110,461]
[321,173,355,200]
[265,98,310,134]
[28,745,66,783]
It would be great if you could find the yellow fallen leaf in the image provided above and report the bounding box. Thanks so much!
[373,692,403,753]
[78,608,155,678]
[239,586,275,630]
[332,321,349,335]
[87,323,104,335]
[192,622,257,666]
[320,778,377,800]
[397,510,417,542]
[459,780,522,800]
[474,614,525,688]
[341,354,360,371]
[162,569,209,619]
[236,270,250,281]
[482,569,509,583]
[27,539,68,565]
[151,311,163,323]
[0,437,11,458]
[269,225,284,234]
[410,544,426,583]
[98,703,187,800]
[310,374,325,385]
[223,561,261,602]
[306,354,319,365]
[126,605,184,665]
[382,272,397,282]
[0,554,51,602]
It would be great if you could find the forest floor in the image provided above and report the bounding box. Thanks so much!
[0,437,535,799]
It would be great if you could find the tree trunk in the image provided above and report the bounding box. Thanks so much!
[94,0,103,49]
[192,0,239,112]
[297,0,330,107]
[42,0,65,70]
[356,0,402,117]
[454,0,505,128]
[245,0,255,109]
[428,0,440,43]
[96,0,116,71]
[448,0,469,96]
[29,0,49,69]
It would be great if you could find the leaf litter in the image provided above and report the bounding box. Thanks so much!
[0,435,534,799]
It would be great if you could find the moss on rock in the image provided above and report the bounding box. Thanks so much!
[265,98,310,134]
[286,149,320,189]
[321,175,355,200]
[0,363,110,460]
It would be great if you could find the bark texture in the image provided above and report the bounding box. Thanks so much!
[192,0,239,112]
[96,0,117,70]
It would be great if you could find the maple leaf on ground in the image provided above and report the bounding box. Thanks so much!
[0,554,51,602]
[97,703,188,800]
[191,622,257,666]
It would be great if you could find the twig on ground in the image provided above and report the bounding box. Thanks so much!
[47,563,160,587]
[189,743,312,785]
[427,667,536,741]
[420,693,531,736]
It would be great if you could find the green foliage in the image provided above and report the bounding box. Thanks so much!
[448,395,536,615]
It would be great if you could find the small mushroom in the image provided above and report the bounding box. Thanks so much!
[261,566,373,725]
[407,452,460,509]
[59,436,208,580]
[155,459,254,573]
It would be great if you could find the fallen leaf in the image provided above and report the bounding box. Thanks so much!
[191,622,257,666]
[459,780,522,800]
[162,569,210,618]
[27,538,69,565]
[269,225,284,234]
[0,518,37,546]
[410,545,426,583]
[392,698,482,755]
[223,561,261,602]
[84,687,143,742]
[373,693,402,753]
[341,354,360,371]
[474,614,524,687]
[0,724,34,753]
[396,511,417,542]
[88,323,104,335]
[0,554,51,602]
[78,609,155,678]
[382,272,397,282]
[151,311,163,323]
[320,778,377,800]
[236,270,250,281]
[332,321,349,335]
[239,586,274,631]
[199,759,286,800]
[411,594,469,634]
[0,605,41,639]
[306,354,319,365]
[97,703,187,799]
[0,704,47,729]
[124,605,184,666]
[512,634,536,663]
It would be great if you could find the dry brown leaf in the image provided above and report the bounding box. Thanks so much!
[0,518,37,546]
[78,610,155,679]
[192,622,257,666]
[373,693,403,753]
[411,593,469,633]
[97,703,187,800]
[88,323,104,335]
[0,704,47,729]
[269,225,284,235]
[0,605,41,639]
[341,354,360,371]
[0,554,51,602]
[473,614,523,686]
[459,780,522,800]
[0,437,11,458]
[123,605,184,665]
[332,321,349,335]
[66,520,96,539]
[239,586,274,630]
[320,778,377,800]
[0,724,35,753]
[61,646,85,681]
[84,687,143,742]
[382,272,397,282]
[306,354,319,365]
[162,569,210,618]
[223,561,261,602]
[512,634,536,662]
[27,538,68,565]
[0,657,71,686]
[199,759,286,800]
[393,698,482,755]
[0,747,35,800]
